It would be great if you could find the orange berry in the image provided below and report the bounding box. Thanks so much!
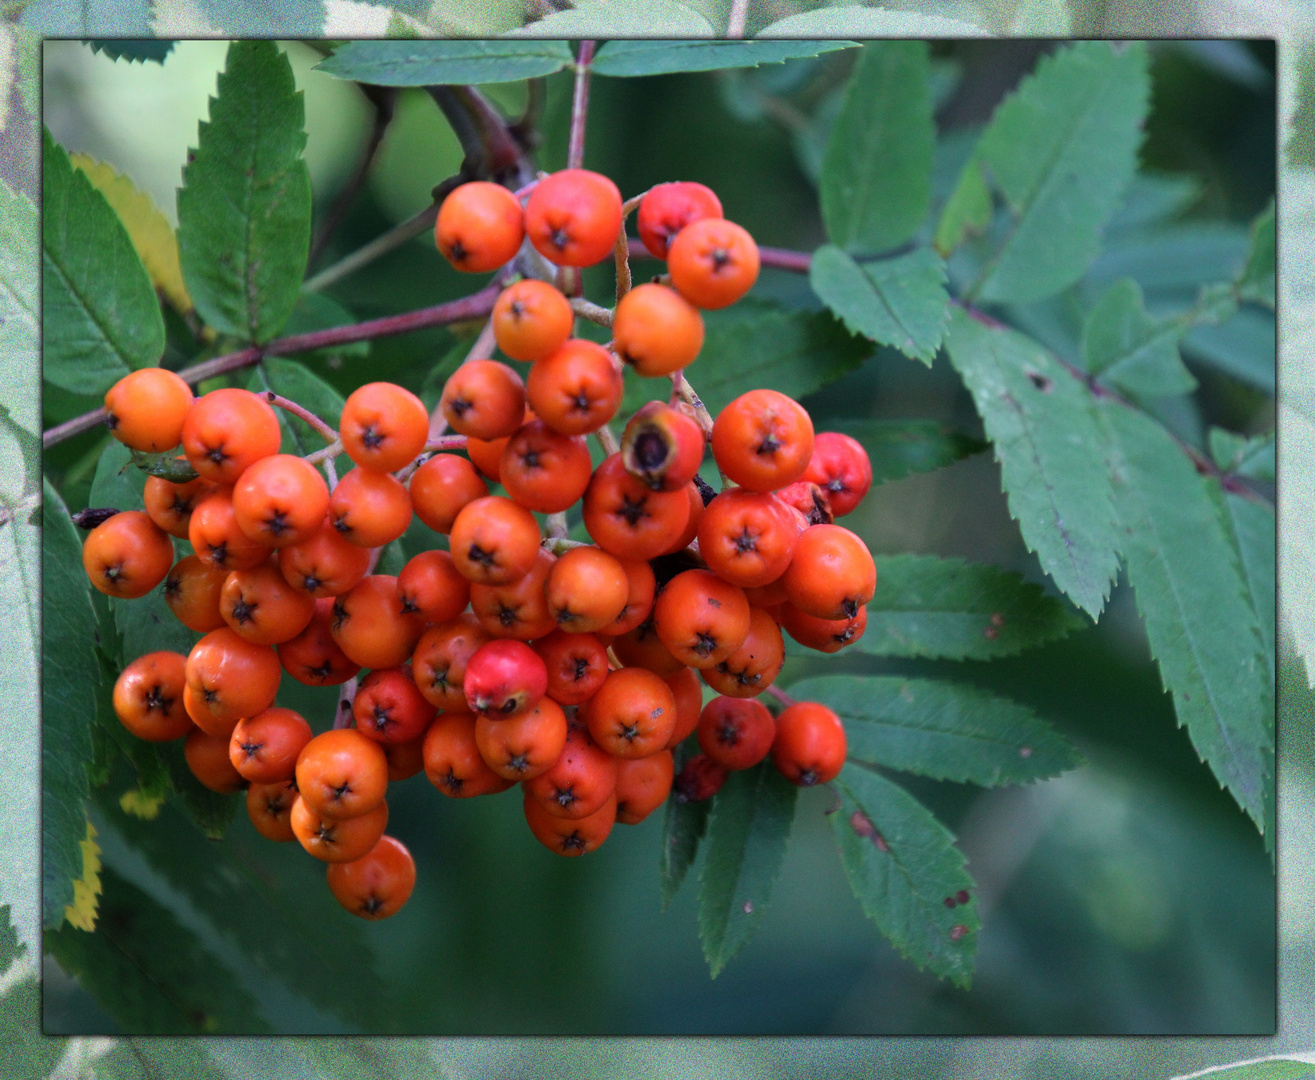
[667,217,759,309]
[82,510,175,599]
[781,524,876,620]
[711,389,815,493]
[637,181,723,260]
[440,359,526,442]
[104,367,194,452]
[296,728,389,820]
[612,283,704,377]
[525,339,623,437]
[327,467,413,549]
[326,835,416,919]
[614,750,675,825]
[653,568,751,670]
[423,711,516,799]
[771,701,847,786]
[340,382,429,474]
[436,181,524,273]
[492,279,574,362]
[112,651,193,742]
[523,169,622,268]
[181,388,281,485]
[232,454,330,548]
[408,453,488,534]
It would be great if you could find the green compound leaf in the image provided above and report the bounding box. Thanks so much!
[935,156,992,257]
[788,674,1083,786]
[0,178,39,433]
[944,307,1120,620]
[830,765,979,988]
[1080,278,1198,399]
[758,5,987,35]
[1102,402,1273,834]
[177,41,312,345]
[968,41,1150,305]
[509,0,715,36]
[1217,491,1275,688]
[852,553,1085,660]
[1236,199,1276,308]
[40,480,99,930]
[832,418,986,486]
[810,244,948,366]
[42,127,165,396]
[660,739,712,911]
[697,763,797,978]
[821,42,935,256]
[43,863,271,1034]
[1210,429,1274,482]
[317,39,573,85]
[591,39,852,77]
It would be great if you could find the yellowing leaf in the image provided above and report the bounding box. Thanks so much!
[120,787,165,820]
[63,821,103,933]
[70,153,192,315]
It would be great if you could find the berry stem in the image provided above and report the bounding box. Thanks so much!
[764,684,797,710]
[569,297,613,328]
[543,536,590,555]
[567,41,596,171]
[261,392,339,445]
[546,512,569,540]
[670,371,715,438]
[594,423,619,457]
[304,439,343,468]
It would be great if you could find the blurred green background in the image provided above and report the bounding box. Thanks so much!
[39,38,1277,1035]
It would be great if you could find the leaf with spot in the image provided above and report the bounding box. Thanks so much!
[832,418,985,486]
[177,40,312,344]
[789,674,1083,786]
[1102,401,1273,834]
[841,553,1085,661]
[40,481,99,930]
[697,763,796,977]
[42,127,165,396]
[316,39,574,86]
[964,41,1151,304]
[810,244,948,366]
[943,307,1120,620]
[821,41,935,256]
[831,764,979,987]
[590,39,853,77]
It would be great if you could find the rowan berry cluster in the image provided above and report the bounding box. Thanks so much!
[88,170,875,922]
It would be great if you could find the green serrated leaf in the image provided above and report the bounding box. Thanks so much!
[44,863,271,1033]
[1081,278,1197,399]
[821,42,934,255]
[0,177,39,434]
[19,0,150,34]
[1102,402,1273,832]
[1236,199,1275,308]
[832,418,986,486]
[316,39,573,85]
[789,674,1083,786]
[1280,404,1315,686]
[831,765,979,987]
[809,245,948,366]
[0,497,41,953]
[42,127,165,395]
[944,307,1119,620]
[1217,491,1276,688]
[660,739,710,910]
[40,480,98,930]
[591,39,851,78]
[697,764,796,977]
[1090,221,1250,293]
[757,5,987,35]
[177,41,312,344]
[1183,304,1274,395]
[971,42,1150,305]
[510,0,715,36]
[102,793,393,1030]
[934,156,992,257]
[88,39,175,64]
[849,553,1085,660]
[1209,429,1274,482]
[0,974,64,1079]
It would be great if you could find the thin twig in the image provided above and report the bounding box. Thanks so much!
[43,285,503,449]
[570,297,613,327]
[335,678,358,730]
[543,536,590,555]
[765,684,797,710]
[670,371,715,437]
[305,439,343,468]
[261,392,339,445]
[303,202,443,294]
[594,423,619,457]
[626,238,813,274]
[568,42,596,171]
[546,513,568,540]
